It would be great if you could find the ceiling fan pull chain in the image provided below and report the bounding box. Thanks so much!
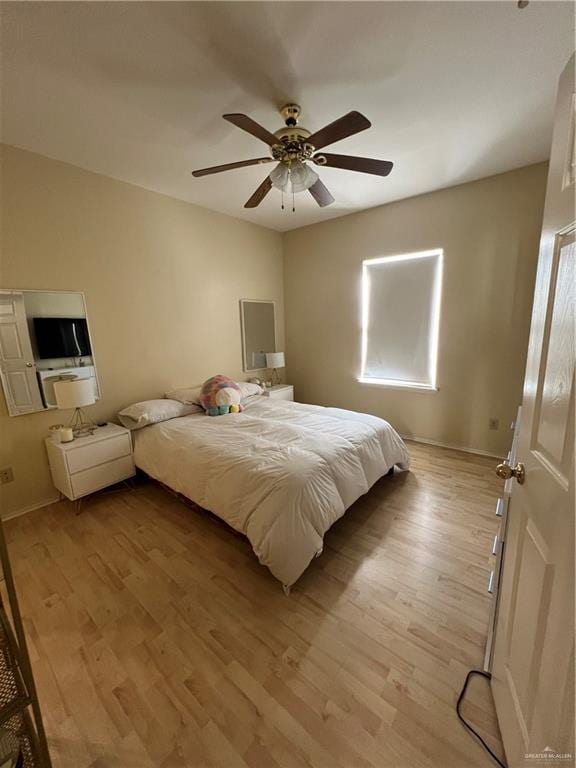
[292,188,295,213]
[281,188,284,210]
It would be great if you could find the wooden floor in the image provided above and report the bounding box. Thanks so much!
[4,442,506,768]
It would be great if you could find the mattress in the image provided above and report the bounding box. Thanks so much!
[133,397,410,587]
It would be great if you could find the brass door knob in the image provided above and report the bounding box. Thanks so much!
[496,461,525,484]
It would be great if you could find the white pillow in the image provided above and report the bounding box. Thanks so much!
[118,399,200,430]
[165,386,202,405]
[235,381,263,399]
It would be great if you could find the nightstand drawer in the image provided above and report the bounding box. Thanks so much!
[66,434,132,474]
[270,389,293,401]
[71,455,135,498]
[264,385,294,401]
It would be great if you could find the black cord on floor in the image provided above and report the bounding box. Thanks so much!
[456,670,507,768]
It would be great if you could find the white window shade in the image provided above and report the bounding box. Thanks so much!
[360,249,443,389]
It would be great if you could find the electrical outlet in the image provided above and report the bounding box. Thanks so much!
[488,418,500,431]
[0,466,14,484]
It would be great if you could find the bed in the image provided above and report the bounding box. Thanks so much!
[132,397,410,589]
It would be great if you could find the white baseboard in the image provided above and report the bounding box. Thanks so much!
[2,495,60,522]
[403,434,503,459]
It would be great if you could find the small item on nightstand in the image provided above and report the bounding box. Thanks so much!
[60,427,74,443]
[49,424,64,443]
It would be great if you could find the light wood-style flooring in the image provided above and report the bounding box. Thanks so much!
[4,442,506,768]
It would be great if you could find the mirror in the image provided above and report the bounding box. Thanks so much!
[240,299,276,372]
[0,290,100,417]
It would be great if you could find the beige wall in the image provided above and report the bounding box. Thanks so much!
[0,145,284,518]
[283,163,547,457]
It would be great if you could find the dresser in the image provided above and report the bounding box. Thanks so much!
[45,423,135,504]
[262,384,294,402]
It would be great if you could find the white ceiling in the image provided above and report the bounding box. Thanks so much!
[1,2,573,232]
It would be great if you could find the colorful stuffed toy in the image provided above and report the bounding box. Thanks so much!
[199,375,242,416]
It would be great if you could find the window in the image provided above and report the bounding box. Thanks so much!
[360,249,443,390]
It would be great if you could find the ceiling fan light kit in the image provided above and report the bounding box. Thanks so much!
[287,162,319,193]
[270,160,318,191]
[191,103,393,211]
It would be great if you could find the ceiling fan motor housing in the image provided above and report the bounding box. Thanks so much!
[272,104,316,163]
[271,136,315,163]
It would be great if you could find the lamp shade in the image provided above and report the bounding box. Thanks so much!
[53,378,95,409]
[266,352,285,369]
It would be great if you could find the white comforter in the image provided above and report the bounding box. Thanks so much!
[133,398,410,586]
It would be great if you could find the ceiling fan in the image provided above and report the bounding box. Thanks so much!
[191,104,393,210]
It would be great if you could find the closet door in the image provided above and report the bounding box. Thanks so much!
[0,291,44,414]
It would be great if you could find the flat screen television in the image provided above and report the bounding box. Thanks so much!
[33,317,92,359]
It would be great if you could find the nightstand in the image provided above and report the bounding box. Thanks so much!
[262,384,294,402]
[45,423,135,509]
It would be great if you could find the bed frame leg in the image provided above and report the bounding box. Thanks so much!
[282,584,291,597]
[387,465,395,476]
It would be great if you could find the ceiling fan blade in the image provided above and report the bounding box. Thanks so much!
[308,178,335,207]
[306,111,371,151]
[244,176,273,208]
[223,114,280,147]
[314,153,393,177]
[192,157,274,177]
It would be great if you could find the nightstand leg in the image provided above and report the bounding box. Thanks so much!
[75,498,83,515]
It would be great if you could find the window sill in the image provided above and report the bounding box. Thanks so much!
[357,377,439,392]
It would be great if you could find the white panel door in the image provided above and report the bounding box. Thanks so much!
[491,56,575,767]
[0,291,44,414]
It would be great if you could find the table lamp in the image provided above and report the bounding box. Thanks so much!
[53,378,97,437]
[265,352,285,386]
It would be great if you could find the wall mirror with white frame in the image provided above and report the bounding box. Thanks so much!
[240,299,276,372]
[0,289,100,416]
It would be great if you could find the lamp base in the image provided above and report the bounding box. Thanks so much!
[69,407,97,437]
[271,368,281,386]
